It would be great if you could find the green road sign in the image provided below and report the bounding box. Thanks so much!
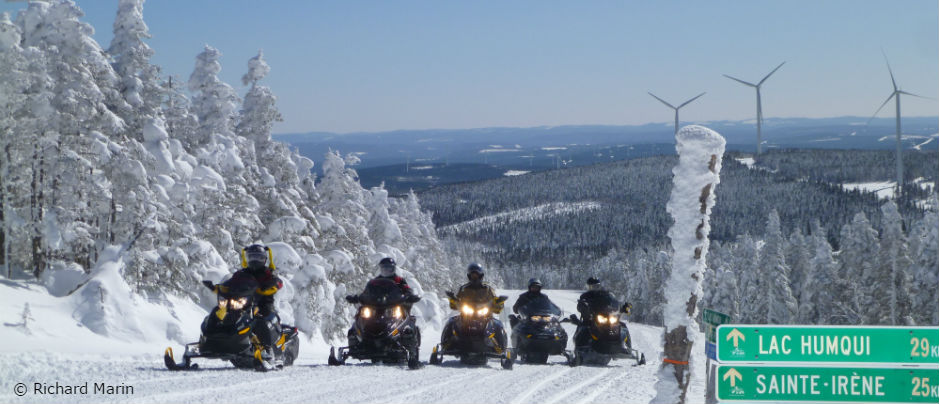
[717,365,939,403]
[702,308,731,344]
[717,326,939,365]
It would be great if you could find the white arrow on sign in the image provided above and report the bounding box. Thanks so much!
[723,368,743,387]
[727,328,745,348]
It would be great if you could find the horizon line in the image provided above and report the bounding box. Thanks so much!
[274,115,939,137]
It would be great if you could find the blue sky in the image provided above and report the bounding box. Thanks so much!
[3,1,937,134]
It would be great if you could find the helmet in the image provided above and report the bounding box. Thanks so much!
[466,263,484,281]
[586,277,601,291]
[242,244,270,271]
[528,278,543,290]
[379,257,396,277]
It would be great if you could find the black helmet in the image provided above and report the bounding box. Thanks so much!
[467,263,484,281]
[586,277,601,291]
[242,244,270,271]
[528,278,543,289]
[379,257,396,277]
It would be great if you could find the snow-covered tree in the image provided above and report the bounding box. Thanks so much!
[236,50,280,147]
[0,11,26,275]
[834,212,879,324]
[799,221,836,324]
[108,0,163,139]
[786,227,810,305]
[908,196,938,325]
[759,210,798,324]
[876,200,914,325]
[734,234,762,323]
[187,44,239,148]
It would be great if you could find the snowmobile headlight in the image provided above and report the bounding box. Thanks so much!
[229,297,248,310]
[530,315,541,321]
[461,304,475,316]
[362,307,373,319]
[393,306,404,319]
[608,314,618,323]
[596,314,608,324]
[477,307,489,316]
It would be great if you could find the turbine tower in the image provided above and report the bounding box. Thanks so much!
[724,62,785,155]
[867,51,929,197]
[648,92,706,135]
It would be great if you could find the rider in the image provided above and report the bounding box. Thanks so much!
[440,263,504,349]
[572,277,631,346]
[512,278,544,314]
[346,257,419,304]
[576,277,614,321]
[227,244,283,364]
[456,263,497,305]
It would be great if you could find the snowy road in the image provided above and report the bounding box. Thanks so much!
[0,289,707,404]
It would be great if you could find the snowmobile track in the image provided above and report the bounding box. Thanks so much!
[508,367,574,404]
[543,367,614,404]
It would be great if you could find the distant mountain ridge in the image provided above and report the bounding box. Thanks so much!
[275,116,938,173]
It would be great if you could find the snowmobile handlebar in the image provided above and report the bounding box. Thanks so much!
[202,280,215,291]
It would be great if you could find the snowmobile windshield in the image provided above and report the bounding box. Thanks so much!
[518,295,562,318]
[218,273,259,299]
[585,293,621,314]
[358,278,406,307]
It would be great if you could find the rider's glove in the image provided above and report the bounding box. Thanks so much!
[345,295,359,304]
[405,295,421,303]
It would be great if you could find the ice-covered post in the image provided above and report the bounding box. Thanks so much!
[653,125,725,404]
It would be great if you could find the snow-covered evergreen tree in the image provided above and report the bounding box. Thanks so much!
[108,0,163,140]
[834,212,878,324]
[908,196,938,325]
[876,200,914,325]
[786,227,810,306]
[187,44,239,148]
[734,234,761,323]
[800,221,836,324]
[759,210,798,324]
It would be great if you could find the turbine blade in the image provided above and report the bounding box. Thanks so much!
[758,61,786,86]
[881,49,897,91]
[898,90,936,101]
[648,92,676,109]
[723,74,757,87]
[678,92,706,109]
[866,93,897,125]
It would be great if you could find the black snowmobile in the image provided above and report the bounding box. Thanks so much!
[508,295,573,364]
[163,276,300,371]
[428,292,513,369]
[567,295,645,366]
[328,277,422,369]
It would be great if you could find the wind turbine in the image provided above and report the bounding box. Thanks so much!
[648,92,706,135]
[724,62,785,155]
[867,51,930,197]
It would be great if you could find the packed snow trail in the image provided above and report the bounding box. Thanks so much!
[0,289,706,403]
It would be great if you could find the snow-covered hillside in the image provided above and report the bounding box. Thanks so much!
[441,202,602,234]
[0,284,706,403]
[0,0,461,346]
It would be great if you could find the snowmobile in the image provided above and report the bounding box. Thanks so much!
[508,295,573,364]
[163,276,300,371]
[428,291,513,369]
[328,277,422,370]
[566,295,645,366]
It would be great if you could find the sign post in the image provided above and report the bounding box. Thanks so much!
[702,308,732,404]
